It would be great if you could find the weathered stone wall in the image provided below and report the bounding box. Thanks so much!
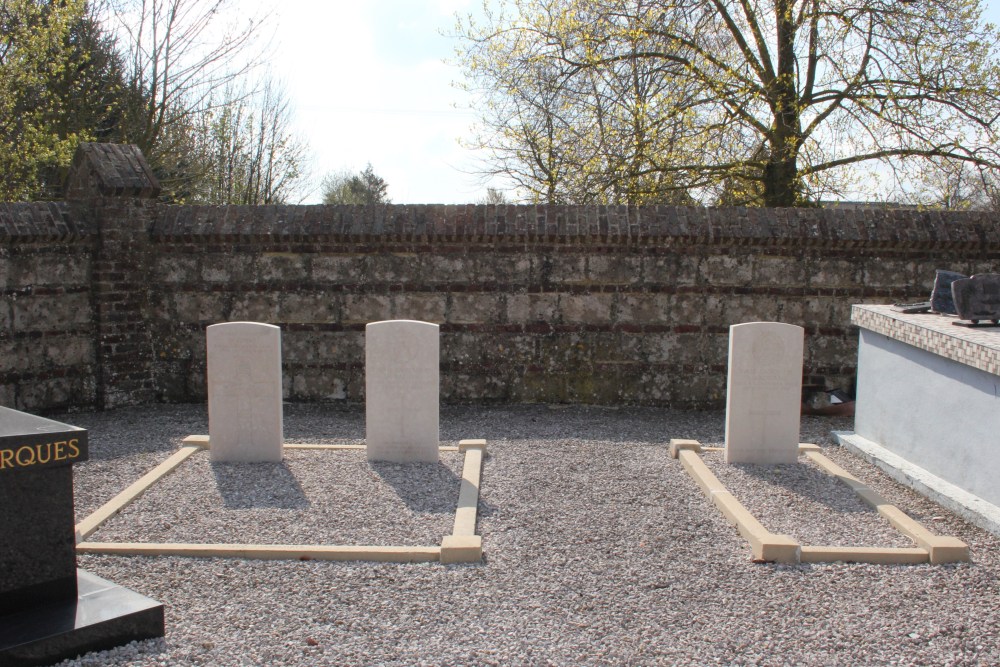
[3,144,999,413]
[148,205,1000,409]
[0,202,96,411]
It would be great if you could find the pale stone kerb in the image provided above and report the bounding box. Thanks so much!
[713,489,800,564]
[77,543,442,563]
[442,439,487,563]
[923,536,970,565]
[182,435,211,449]
[805,449,969,564]
[669,438,702,459]
[676,446,802,563]
[452,446,485,537]
[440,535,483,564]
[677,448,726,496]
[78,437,487,565]
[799,546,929,565]
[835,430,1000,542]
[672,441,967,565]
[458,439,487,453]
[753,534,801,564]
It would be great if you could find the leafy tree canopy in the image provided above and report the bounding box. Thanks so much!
[0,0,91,200]
[321,164,391,205]
[0,0,308,204]
[457,0,1000,206]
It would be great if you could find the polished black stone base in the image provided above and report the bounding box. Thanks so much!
[0,570,164,667]
[0,466,78,616]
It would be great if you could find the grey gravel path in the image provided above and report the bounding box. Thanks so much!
[47,403,1000,666]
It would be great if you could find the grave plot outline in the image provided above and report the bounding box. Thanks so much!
[74,436,486,565]
[670,439,969,565]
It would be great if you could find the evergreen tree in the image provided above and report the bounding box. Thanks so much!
[321,164,391,205]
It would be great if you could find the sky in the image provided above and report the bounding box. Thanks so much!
[263,0,489,205]
[263,0,1000,205]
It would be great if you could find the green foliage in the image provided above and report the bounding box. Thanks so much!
[34,5,138,197]
[0,0,306,204]
[456,0,1000,207]
[0,0,89,201]
[321,165,391,205]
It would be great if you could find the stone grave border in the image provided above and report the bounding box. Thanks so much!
[74,437,486,565]
[669,439,969,565]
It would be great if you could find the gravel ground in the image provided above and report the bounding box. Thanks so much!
[42,403,1000,666]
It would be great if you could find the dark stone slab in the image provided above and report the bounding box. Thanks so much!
[0,466,78,615]
[892,301,931,314]
[0,408,88,616]
[952,273,1000,324]
[0,407,88,472]
[0,406,166,661]
[930,269,967,314]
[951,321,1000,328]
[0,569,165,667]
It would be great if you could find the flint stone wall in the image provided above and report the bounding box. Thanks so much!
[0,201,95,411]
[2,143,999,413]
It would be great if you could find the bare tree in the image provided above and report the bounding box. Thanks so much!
[904,160,1000,211]
[459,1,702,205]
[478,187,510,205]
[99,0,269,197]
[192,78,308,205]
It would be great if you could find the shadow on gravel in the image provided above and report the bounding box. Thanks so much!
[369,462,462,514]
[211,461,310,509]
[733,463,874,515]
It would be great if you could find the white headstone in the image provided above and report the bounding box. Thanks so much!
[207,322,283,462]
[365,320,439,463]
[725,322,803,464]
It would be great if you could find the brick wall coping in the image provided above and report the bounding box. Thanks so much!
[64,143,161,199]
[0,202,88,241]
[852,304,1000,376]
[3,200,998,249]
[140,204,999,248]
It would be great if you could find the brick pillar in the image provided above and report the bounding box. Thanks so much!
[65,143,161,409]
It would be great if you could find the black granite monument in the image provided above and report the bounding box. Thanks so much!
[952,273,1000,326]
[0,407,164,666]
[930,269,968,315]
